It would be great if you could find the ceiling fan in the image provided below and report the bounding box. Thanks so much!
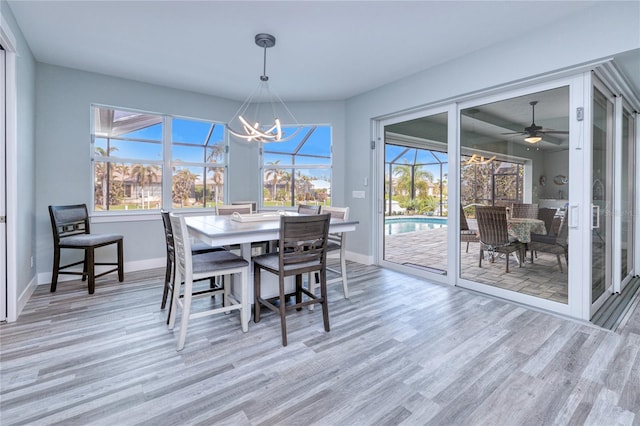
[502,101,568,143]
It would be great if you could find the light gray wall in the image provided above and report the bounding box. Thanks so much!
[34,63,345,278]
[344,2,640,260]
[1,1,37,306]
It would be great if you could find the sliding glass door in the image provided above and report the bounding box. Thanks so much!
[591,84,614,313]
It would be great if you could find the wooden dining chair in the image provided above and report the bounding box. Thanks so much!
[231,201,257,213]
[307,206,350,301]
[160,210,225,323]
[253,213,331,346]
[529,216,569,272]
[217,204,252,215]
[297,204,321,214]
[48,204,123,294]
[168,212,250,351]
[475,206,525,273]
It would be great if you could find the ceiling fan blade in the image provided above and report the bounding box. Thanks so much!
[500,131,526,135]
[539,130,569,134]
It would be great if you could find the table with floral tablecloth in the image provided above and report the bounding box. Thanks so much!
[507,217,546,243]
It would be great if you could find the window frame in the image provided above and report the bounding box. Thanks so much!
[90,104,228,216]
[259,125,333,210]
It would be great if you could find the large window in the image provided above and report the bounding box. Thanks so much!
[261,125,332,209]
[91,106,226,212]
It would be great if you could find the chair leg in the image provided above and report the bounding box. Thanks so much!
[86,248,96,294]
[176,278,193,351]
[479,247,483,268]
[340,253,349,299]
[556,254,563,273]
[466,241,470,253]
[166,260,177,325]
[117,240,124,282]
[308,272,317,311]
[239,269,249,332]
[279,276,288,346]
[82,251,89,282]
[161,256,172,309]
[295,274,302,311]
[50,248,60,292]
[319,269,330,333]
[253,263,261,323]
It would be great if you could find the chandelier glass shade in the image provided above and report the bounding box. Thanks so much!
[228,33,300,143]
[524,135,542,143]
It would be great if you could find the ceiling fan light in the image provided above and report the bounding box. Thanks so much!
[524,135,542,144]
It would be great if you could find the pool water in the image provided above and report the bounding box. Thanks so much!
[385,217,448,235]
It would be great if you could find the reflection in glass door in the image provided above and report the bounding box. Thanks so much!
[620,107,636,290]
[591,85,614,310]
[382,113,449,275]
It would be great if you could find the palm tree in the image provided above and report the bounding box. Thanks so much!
[265,161,285,202]
[208,167,224,207]
[173,168,199,207]
[94,146,118,210]
[131,164,161,208]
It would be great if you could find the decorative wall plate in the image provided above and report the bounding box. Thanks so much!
[553,175,568,185]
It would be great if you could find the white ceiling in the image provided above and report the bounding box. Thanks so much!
[10,0,637,103]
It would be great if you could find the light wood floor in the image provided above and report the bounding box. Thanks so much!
[1,263,639,425]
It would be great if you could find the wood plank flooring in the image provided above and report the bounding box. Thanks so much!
[1,263,639,425]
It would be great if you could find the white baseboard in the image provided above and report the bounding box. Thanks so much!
[345,250,373,265]
[37,257,165,285]
[16,274,38,321]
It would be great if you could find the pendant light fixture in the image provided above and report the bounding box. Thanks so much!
[228,33,301,143]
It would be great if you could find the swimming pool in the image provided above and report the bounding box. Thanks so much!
[384,217,448,235]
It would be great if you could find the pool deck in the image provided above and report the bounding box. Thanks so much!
[383,216,568,304]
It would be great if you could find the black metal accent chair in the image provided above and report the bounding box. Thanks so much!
[48,204,123,294]
[160,210,225,323]
[460,206,480,253]
[253,213,331,346]
[476,206,525,273]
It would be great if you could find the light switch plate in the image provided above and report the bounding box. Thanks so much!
[352,190,365,199]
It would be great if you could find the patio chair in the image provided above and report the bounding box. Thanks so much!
[460,205,480,253]
[253,213,331,346]
[476,206,525,273]
[48,204,123,294]
[529,216,568,272]
[511,203,539,219]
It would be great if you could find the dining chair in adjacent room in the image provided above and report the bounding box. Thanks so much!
[536,207,557,235]
[48,204,124,294]
[529,216,569,272]
[511,203,539,219]
[168,212,250,351]
[253,213,331,346]
[460,205,480,253]
[297,204,321,214]
[216,204,252,215]
[475,206,525,273]
[160,210,225,322]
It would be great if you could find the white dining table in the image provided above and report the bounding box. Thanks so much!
[185,212,359,307]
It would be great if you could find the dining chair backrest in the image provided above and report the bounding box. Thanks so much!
[475,206,510,246]
[160,209,175,259]
[537,208,557,235]
[320,205,349,243]
[50,204,91,239]
[460,205,471,231]
[231,201,257,213]
[511,203,539,219]
[217,204,252,215]
[169,213,193,281]
[278,213,331,270]
[297,204,321,215]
